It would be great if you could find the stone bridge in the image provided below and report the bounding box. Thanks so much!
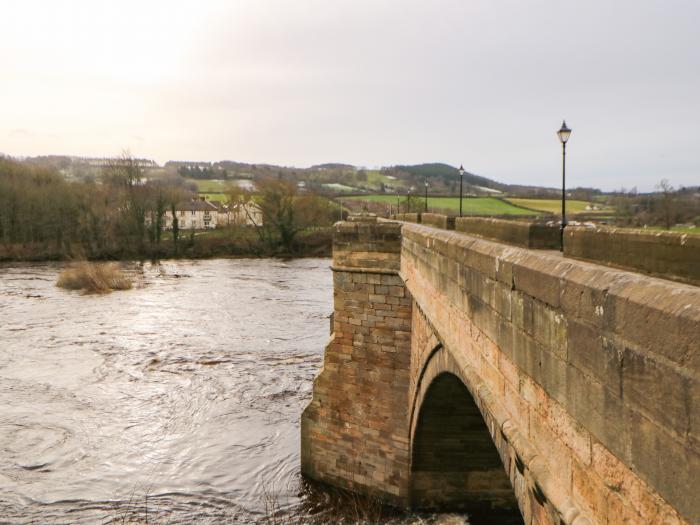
[301,215,700,525]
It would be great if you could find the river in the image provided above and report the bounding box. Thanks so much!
[0,259,475,524]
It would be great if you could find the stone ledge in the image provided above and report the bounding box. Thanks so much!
[331,265,400,275]
[564,226,700,286]
[455,217,560,249]
[421,213,455,230]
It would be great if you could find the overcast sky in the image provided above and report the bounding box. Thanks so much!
[1,1,698,191]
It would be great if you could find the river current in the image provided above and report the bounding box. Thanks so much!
[0,259,337,523]
[0,259,473,524]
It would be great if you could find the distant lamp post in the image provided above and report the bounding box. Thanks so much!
[458,165,465,217]
[424,180,429,213]
[557,121,572,251]
[396,191,400,214]
[408,186,415,213]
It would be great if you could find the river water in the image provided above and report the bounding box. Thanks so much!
[0,259,477,524]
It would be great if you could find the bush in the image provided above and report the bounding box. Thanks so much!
[57,262,132,293]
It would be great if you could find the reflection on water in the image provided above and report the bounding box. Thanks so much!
[0,259,475,524]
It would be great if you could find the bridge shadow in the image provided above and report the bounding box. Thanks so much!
[411,372,524,524]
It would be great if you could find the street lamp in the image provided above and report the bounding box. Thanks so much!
[557,121,572,251]
[458,165,465,217]
[424,180,429,213]
[408,186,415,213]
[396,191,400,215]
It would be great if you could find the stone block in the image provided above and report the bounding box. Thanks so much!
[512,259,562,308]
[604,278,700,374]
[628,410,700,525]
[511,329,543,386]
[605,491,645,525]
[621,347,691,439]
[530,299,567,359]
[542,397,592,466]
[564,365,631,466]
[529,412,573,493]
[567,320,622,396]
[539,348,568,407]
[572,460,608,523]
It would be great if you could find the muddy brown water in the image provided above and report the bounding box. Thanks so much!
[0,259,485,524]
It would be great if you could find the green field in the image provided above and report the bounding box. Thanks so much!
[200,192,228,202]
[188,179,227,192]
[364,170,406,188]
[505,198,607,214]
[341,195,537,216]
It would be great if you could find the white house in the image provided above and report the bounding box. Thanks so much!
[229,201,264,226]
[163,198,219,230]
[152,197,263,230]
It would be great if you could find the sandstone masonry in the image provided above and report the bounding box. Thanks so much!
[301,216,700,525]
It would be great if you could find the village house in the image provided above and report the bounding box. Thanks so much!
[228,200,264,226]
[152,197,264,230]
[162,198,219,230]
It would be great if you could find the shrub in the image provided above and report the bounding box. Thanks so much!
[57,262,132,294]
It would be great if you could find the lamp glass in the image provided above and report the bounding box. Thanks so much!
[557,121,571,144]
[458,165,464,175]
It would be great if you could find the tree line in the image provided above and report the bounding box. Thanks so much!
[611,181,700,229]
[0,156,338,261]
[0,156,189,259]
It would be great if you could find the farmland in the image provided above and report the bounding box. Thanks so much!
[340,195,537,216]
[505,198,607,214]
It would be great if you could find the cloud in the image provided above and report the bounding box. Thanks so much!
[1,0,698,190]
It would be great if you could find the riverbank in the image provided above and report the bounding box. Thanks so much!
[0,227,333,262]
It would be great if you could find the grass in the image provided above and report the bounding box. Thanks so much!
[57,262,132,294]
[199,192,228,202]
[364,170,406,188]
[341,195,537,216]
[505,198,607,214]
[189,179,227,192]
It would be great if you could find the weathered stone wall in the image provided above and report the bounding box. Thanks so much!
[564,226,700,286]
[301,215,413,503]
[401,223,699,525]
[303,216,699,524]
[421,213,455,230]
[455,217,560,249]
[392,213,421,223]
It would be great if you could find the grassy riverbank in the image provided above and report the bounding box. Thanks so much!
[0,227,333,262]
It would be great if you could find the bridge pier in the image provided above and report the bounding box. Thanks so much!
[301,214,413,504]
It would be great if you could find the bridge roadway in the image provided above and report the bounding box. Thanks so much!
[301,214,700,525]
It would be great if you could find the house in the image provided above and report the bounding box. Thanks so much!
[151,197,263,230]
[216,200,263,226]
[230,200,263,226]
[162,198,219,230]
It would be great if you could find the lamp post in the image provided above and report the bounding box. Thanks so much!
[458,165,465,217]
[557,121,572,252]
[396,191,400,214]
[424,180,429,213]
[408,186,415,213]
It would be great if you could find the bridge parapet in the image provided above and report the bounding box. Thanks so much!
[302,216,700,525]
[401,223,699,525]
[455,216,560,249]
[564,225,700,286]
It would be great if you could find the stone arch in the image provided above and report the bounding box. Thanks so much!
[409,345,522,521]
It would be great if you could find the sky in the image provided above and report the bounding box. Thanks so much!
[1,0,699,191]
